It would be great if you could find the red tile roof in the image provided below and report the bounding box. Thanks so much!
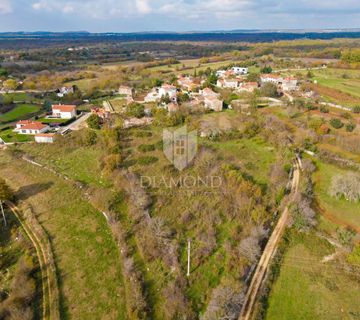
[21,122,48,130]
[35,133,55,138]
[17,120,35,125]
[52,105,76,112]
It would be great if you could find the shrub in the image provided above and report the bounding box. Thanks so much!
[260,82,278,98]
[346,122,356,132]
[319,106,329,113]
[126,102,145,118]
[134,130,152,137]
[86,114,101,129]
[137,156,158,166]
[329,118,344,129]
[138,144,155,152]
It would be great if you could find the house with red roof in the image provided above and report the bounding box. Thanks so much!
[14,121,50,135]
[52,105,77,119]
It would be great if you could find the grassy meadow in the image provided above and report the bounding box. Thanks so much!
[0,152,126,320]
[266,231,360,320]
[0,104,42,123]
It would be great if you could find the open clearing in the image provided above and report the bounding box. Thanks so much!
[0,104,41,123]
[0,152,126,320]
[266,231,360,320]
[313,160,360,230]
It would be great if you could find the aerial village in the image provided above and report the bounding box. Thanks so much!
[0,65,301,144]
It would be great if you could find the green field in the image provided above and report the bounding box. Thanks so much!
[0,104,42,123]
[313,160,360,229]
[210,136,277,185]
[20,144,109,187]
[37,117,68,124]
[0,127,34,143]
[0,153,126,320]
[310,68,360,97]
[266,231,360,320]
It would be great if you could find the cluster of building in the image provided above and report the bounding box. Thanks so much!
[13,104,77,143]
[260,74,298,92]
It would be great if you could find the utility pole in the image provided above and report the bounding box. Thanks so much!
[0,201,7,227]
[187,239,191,277]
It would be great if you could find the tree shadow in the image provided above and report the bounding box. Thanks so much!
[16,182,54,201]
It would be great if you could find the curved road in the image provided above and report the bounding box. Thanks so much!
[238,157,301,320]
[5,201,60,320]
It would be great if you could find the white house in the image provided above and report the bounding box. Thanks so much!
[232,67,248,75]
[200,88,223,112]
[57,86,74,98]
[216,70,227,78]
[52,105,77,119]
[144,84,177,103]
[35,133,55,143]
[260,74,283,85]
[281,77,298,91]
[119,86,133,97]
[14,121,49,135]
[177,76,197,91]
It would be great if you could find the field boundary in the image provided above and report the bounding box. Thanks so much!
[5,201,60,320]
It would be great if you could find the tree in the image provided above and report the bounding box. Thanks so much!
[0,178,14,227]
[126,102,145,118]
[330,118,344,129]
[261,65,272,73]
[260,82,278,97]
[346,122,356,132]
[86,114,101,129]
[3,79,18,90]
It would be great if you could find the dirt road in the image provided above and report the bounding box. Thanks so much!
[238,158,301,320]
[5,201,60,320]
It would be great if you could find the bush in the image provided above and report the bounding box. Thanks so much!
[353,106,360,114]
[86,114,101,129]
[319,106,329,113]
[346,122,356,132]
[137,156,158,166]
[260,82,278,98]
[126,102,145,118]
[134,130,152,137]
[138,144,155,152]
[329,118,344,129]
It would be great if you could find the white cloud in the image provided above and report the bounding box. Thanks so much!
[0,0,12,14]
[26,0,360,29]
[136,0,152,14]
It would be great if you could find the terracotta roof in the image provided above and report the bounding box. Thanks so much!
[35,133,55,138]
[17,120,35,125]
[52,105,76,112]
[21,122,48,130]
[261,74,281,79]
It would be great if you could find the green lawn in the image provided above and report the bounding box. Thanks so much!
[0,127,34,143]
[313,160,360,229]
[0,153,126,320]
[20,143,110,187]
[0,104,42,123]
[210,136,277,185]
[37,117,68,124]
[266,231,360,320]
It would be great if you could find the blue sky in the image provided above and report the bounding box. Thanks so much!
[0,0,360,32]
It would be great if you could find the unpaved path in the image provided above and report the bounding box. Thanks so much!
[238,157,301,320]
[5,201,60,320]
